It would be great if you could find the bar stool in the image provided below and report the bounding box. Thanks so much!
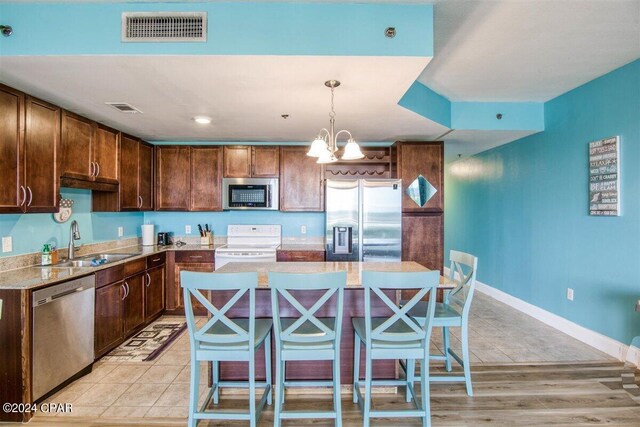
[353,270,440,427]
[181,271,272,427]
[403,250,478,396]
[268,271,346,427]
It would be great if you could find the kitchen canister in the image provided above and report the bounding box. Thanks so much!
[141,224,155,246]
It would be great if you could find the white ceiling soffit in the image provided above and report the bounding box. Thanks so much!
[443,129,537,163]
[420,0,640,102]
[0,55,448,142]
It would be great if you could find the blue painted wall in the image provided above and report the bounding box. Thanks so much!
[445,59,640,345]
[0,2,433,57]
[144,211,325,238]
[0,188,143,257]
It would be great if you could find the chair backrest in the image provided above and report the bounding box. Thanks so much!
[269,271,346,344]
[181,271,259,349]
[362,270,440,345]
[446,250,478,318]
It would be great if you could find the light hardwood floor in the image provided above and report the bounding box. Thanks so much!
[22,293,639,426]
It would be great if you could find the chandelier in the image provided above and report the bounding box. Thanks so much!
[307,80,364,163]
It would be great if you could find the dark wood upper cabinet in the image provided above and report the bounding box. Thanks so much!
[223,145,279,178]
[23,97,60,213]
[0,86,59,214]
[118,135,140,210]
[223,145,251,177]
[393,141,444,212]
[279,146,324,212]
[155,145,190,211]
[93,125,119,184]
[138,142,153,210]
[190,146,223,211]
[251,146,279,177]
[61,111,94,181]
[0,85,24,213]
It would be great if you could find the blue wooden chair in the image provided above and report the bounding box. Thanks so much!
[403,250,478,396]
[353,270,440,427]
[181,271,272,427]
[268,271,346,427]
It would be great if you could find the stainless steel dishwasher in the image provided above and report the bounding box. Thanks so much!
[32,275,95,401]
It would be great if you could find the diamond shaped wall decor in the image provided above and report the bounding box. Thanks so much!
[406,175,437,207]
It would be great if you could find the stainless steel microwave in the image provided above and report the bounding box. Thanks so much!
[222,178,279,210]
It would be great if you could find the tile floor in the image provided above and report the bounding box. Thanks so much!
[38,293,613,420]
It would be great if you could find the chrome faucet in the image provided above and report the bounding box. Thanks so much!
[68,220,81,260]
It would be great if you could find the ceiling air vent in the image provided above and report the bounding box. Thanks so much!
[121,12,207,42]
[106,102,143,114]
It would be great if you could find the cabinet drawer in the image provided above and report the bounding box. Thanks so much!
[95,264,124,289]
[276,250,325,262]
[147,252,166,268]
[175,251,215,264]
[124,257,147,277]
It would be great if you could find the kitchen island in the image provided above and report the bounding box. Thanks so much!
[209,261,453,385]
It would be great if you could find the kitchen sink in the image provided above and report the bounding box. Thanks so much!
[37,252,140,268]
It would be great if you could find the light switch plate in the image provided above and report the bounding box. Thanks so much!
[117,226,124,237]
[300,225,307,235]
[2,236,12,253]
[185,225,192,234]
[567,288,574,301]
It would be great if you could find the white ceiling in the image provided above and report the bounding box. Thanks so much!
[0,55,447,142]
[0,0,638,159]
[419,0,640,101]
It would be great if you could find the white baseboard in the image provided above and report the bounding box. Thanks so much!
[444,267,639,367]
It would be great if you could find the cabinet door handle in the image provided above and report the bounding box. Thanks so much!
[26,187,33,207]
[124,282,130,298]
[146,273,151,287]
[95,162,100,177]
[121,284,126,300]
[19,185,26,207]
[138,196,143,209]
[90,162,95,177]
[152,258,161,262]
[190,255,203,259]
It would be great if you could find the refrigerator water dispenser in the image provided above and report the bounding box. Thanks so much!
[333,227,353,254]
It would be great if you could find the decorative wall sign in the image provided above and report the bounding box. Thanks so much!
[589,136,620,216]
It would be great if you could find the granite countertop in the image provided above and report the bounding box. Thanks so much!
[214,261,455,289]
[0,243,223,291]
[278,243,326,252]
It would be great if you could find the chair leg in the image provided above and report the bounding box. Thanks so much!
[188,357,200,427]
[406,359,415,403]
[363,352,372,427]
[461,323,473,396]
[274,349,282,427]
[352,334,360,403]
[265,333,272,405]
[333,356,342,427]
[281,360,286,405]
[249,356,256,427]
[212,361,219,405]
[443,327,452,372]
[421,355,431,427]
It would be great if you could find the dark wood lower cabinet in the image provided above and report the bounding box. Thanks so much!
[145,265,165,321]
[276,250,325,262]
[124,273,145,335]
[94,281,125,357]
[402,213,444,300]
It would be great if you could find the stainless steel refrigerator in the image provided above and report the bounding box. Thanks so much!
[325,179,402,262]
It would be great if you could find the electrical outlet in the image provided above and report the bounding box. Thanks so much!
[117,226,124,237]
[2,236,12,253]
[185,225,192,234]
[567,288,574,301]
[300,225,307,235]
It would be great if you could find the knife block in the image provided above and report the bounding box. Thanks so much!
[200,231,213,246]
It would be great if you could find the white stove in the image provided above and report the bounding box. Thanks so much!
[215,225,281,268]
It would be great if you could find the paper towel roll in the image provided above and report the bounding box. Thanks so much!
[142,224,155,246]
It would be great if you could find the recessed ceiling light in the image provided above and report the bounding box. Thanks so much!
[192,116,211,125]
